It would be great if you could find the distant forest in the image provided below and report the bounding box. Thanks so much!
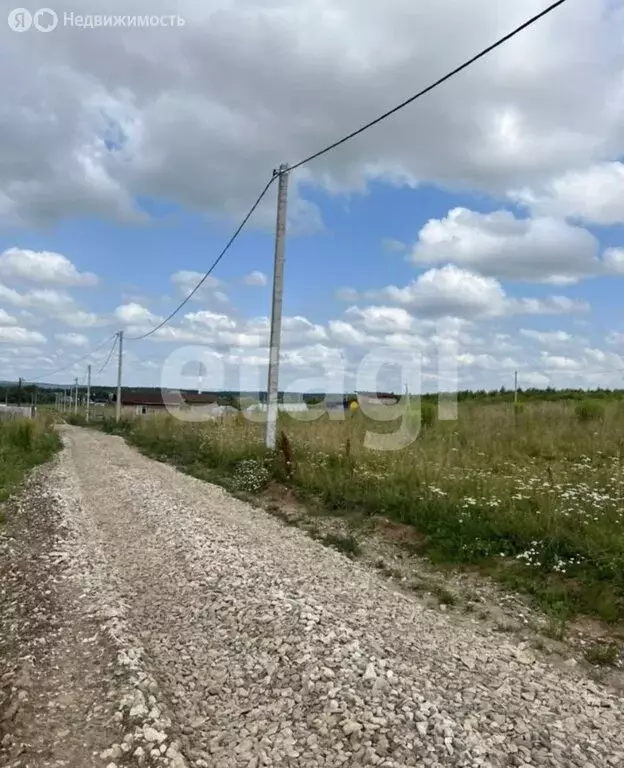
[3,382,624,408]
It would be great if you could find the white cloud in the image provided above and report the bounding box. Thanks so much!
[344,306,416,333]
[371,265,507,319]
[171,270,222,295]
[335,287,360,303]
[0,309,17,326]
[510,162,624,225]
[509,295,590,315]
[0,327,46,345]
[57,310,106,328]
[538,353,583,372]
[0,284,106,328]
[0,248,98,286]
[328,320,375,348]
[411,208,602,284]
[381,238,407,253]
[1,1,621,227]
[55,332,89,348]
[520,329,574,347]
[115,302,160,326]
[185,310,236,331]
[337,266,590,322]
[243,270,268,287]
[603,248,624,274]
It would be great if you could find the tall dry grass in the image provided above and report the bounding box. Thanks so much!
[88,399,624,621]
[0,414,61,517]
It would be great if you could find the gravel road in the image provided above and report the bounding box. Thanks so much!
[3,426,624,767]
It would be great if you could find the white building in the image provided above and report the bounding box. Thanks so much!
[245,403,309,414]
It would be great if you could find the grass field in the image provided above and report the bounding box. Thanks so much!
[72,398,624,624]
[0,415,61,523]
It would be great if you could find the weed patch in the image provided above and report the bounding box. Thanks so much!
[79,402,624,624]
[0,416,61,505]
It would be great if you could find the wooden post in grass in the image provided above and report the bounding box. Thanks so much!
[86,364,91,422]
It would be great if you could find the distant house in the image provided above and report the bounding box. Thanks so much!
[356,392,400,406]
[324,397,352,412]
[245,402,309,414]
[208,405,239,419]
[115,389,220,415]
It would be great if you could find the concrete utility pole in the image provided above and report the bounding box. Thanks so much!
[115,330,124,423]
[514,370,518,405]
[265,163,290,449]
[73,378,79,415]
[86,364,91,423]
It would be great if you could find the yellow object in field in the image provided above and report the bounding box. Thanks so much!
[349,400,359,412]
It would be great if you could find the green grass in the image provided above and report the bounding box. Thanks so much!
[583,642,620,667]
[81,400,624,624]
[0,415,61,523]
[319,533,362,558]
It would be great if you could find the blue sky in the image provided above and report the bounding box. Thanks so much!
[1,0,624,393]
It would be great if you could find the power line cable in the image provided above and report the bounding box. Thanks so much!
[127,175,277,341]
[27,334,117,383]
[126,0,568,341]
[289,0,569,171]
[95,333,118,376]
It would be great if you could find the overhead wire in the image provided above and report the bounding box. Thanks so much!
[95,333,119,376]
[288,0,569,171]
[27,333,117,383]
[21,0,571,385]
[125,0,569,342]
[126,175,278,341]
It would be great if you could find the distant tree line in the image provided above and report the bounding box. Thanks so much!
[3,383,623,408]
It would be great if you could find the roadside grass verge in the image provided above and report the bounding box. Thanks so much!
[0,415,61,524]
[74,400,624,625]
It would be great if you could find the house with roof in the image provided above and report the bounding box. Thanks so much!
[112,389,223,416]
[356,391,400,406]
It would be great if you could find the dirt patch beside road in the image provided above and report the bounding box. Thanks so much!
[0,464,122,767]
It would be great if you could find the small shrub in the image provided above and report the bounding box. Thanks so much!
[432,585,457,606]
[584,642,620,667]
[320,533,361,558]
[277,430,294,478]
[0,417,61,501]
[420,401,437,428]
[66,414,87,427]
[575,400,605,423]
[8,421,33,450]
[231,459,270,493]
[542,617,567,641]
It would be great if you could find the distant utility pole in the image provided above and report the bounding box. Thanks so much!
[265,163,290,449]
[514,370,518,405]
[17,377,23,407]
[73,378,79,415]
[115,330,124,423]
[86,364,91,423]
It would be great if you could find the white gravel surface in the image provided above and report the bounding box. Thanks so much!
[22,427,624,766]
